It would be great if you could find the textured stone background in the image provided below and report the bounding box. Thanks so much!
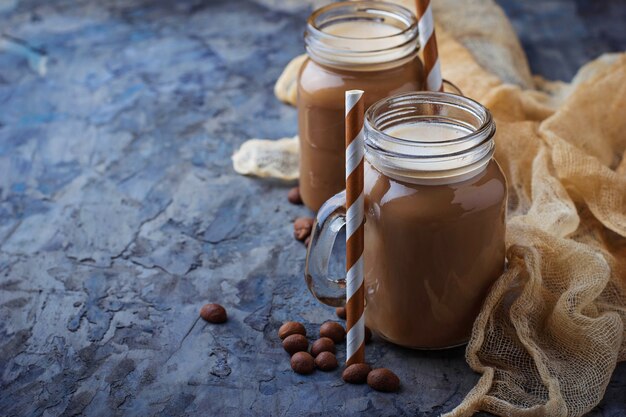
[0,0,624,416]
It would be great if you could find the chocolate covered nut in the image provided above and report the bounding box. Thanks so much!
[367,368,400,392]
[314,351,338,371]
[335,306,346,320]
[310,337,335,357]
[342,363,371,384]
[199,303,227,323]
[287,186,303,205]
[283,334,308,355]
[319,321,345,343]
[278,321,306,339]
[293,217,314,241]
[290,351,315,375]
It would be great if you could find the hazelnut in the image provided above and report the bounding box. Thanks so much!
[278,321,306,340]
[367,368,400,392]
[293,217,314,241]
[290,351,315,375]
[335,306,346,320]
[310,337,335,357]
[282,334,308,355]
[342,363,371,384]
[199,303,227,324]
[319,321,345,343]
[287,186,302,205]
[314,351,338,371]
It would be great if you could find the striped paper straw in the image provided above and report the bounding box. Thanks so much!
[415,0,443,91]
[344,90,365,366]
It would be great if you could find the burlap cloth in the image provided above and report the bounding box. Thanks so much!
[266,1,626,415]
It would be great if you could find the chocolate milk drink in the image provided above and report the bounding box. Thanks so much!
[305,92,507,349]
[363,122,506,348]
[298,1,424,211]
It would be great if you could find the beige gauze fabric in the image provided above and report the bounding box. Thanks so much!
[270,2,626,415]
[432,18,626,417]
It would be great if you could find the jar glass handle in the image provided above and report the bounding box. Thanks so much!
[442,79,463,96]
[305,190,347,307]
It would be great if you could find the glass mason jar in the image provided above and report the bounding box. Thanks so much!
[298,1,425,211]
[305,92,507,349]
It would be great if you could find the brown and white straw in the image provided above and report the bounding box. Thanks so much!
[415,0,443,91]
[344,90,365,366]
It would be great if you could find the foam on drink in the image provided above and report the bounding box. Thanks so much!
[323,21,402,38]
[385,122,471,142]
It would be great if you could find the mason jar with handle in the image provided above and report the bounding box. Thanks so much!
[298,1,425,211]
[305,91,507,349]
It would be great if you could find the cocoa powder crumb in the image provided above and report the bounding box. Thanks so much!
[199,303,227,324]
[367,368,400,392]
[290,351,315,375]
[314,351,338,371]
[293,217,314,241]
[282,334,308,355]
[287,186,303,205]
[310,337,336,357]
[319,321,345,343]
[342,363,371,384]
[278,321,306,340]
